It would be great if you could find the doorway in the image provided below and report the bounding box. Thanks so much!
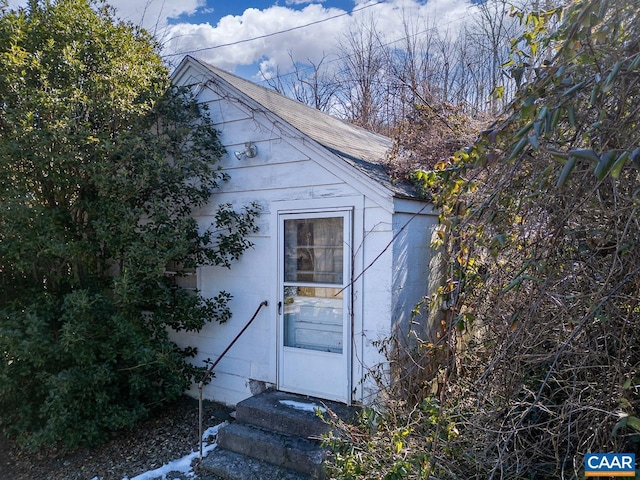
[277,210,351,403]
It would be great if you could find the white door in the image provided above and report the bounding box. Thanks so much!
[277,210,351,403]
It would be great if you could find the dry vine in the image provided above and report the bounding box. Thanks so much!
[434,157,640,479]
[325,1,640,479]
[421,0,640,476]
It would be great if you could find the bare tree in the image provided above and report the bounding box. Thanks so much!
[255,0,539,129]
[385,12,440,118]
[260,51,340,113]
[468,0,524,114]
[335,15,388,131]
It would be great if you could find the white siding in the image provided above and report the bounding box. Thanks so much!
[391,211,438,334]
[175,78,388,405]
[169,61,433,406]
[353,200,394,403]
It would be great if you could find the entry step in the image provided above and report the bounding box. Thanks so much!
[235,390,355,438]
[217,422,325,478]
[198,448,313,480]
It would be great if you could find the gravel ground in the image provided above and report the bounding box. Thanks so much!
[0,396,233,480]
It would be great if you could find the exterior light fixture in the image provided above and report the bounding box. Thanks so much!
[234,142,258,160]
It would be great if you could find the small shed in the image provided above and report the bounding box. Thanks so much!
[170,56,439,406]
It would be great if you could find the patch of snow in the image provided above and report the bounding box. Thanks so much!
[279,399,327,414]
[117,422,226,480]
[201,424,222,440]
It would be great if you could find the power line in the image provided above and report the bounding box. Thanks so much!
[254,7,479,86]
[163,0,494,113]
[164,0,386,57]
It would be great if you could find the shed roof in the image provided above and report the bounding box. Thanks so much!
[185,57,418,199]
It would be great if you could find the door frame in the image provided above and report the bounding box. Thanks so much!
[275,203,354,403]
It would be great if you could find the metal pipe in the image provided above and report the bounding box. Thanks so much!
[199,386,203,460]
[198,300,268,460]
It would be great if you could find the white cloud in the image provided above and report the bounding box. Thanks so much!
[5,0,203,32]
[162,0,476,77]
[5,0,27,10]
[5,0,478,79]
[162,3,351,74]
[286,0,324,5]
[109,0,204,31]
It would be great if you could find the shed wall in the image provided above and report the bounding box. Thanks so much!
[169,80,399,406]
[391,208,439,336]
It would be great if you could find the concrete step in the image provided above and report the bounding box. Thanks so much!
[199,448,313,480]
[235,390,355,439]
[217,423,325,478]
[201,390,358,480]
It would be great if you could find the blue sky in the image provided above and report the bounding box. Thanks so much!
[170,0,357,26]
[6,0,478,80]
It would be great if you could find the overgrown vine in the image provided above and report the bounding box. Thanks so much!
[325,1,640,478]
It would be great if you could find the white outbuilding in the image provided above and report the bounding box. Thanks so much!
[170,56,439,406]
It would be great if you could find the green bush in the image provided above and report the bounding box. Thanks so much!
[0,289,214,449]
[0,0,258,450]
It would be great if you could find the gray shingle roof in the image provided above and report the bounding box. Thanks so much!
[189,57,418,199]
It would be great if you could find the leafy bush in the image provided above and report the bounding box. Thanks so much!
[412,0,640,477]
[0,0,258,449]
[326,1,640,478]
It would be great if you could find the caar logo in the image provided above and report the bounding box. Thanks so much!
[585,453,636,477]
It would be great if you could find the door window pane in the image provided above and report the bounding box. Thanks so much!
[284,217,343,284]
[283,287,343,353]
